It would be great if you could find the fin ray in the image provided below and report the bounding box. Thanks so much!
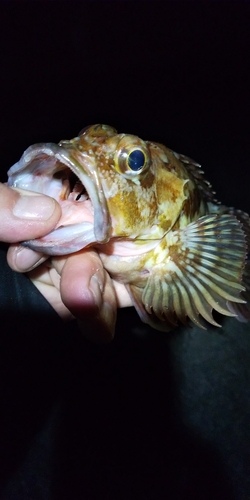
[209,206,250,321]
[141,214,246,330]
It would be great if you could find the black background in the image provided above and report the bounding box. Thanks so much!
[1,2,250,500]
[1,2,250,213]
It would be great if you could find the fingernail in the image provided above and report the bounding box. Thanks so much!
[89,274,103,310]
[13,194,56,220]
[15,246,46,272]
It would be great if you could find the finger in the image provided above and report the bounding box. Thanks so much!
[28,263,75,321]
[52,250,118,343]
[0,184,61,242]
[111,281,132,309]
[7,244,48,272]
[51,251,132,310]
[77,271,118,344]
[27,248,132,343]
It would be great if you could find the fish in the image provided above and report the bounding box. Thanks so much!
[7,124,250,331]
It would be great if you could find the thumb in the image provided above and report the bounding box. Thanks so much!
[0,184,61,243]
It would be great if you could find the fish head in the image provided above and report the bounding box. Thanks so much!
[7,124,189,253]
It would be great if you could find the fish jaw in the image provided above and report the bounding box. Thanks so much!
[7,142,112,253]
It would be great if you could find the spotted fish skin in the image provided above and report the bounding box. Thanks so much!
[7,125,250,331]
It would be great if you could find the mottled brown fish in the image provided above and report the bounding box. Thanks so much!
[7,124,250,331]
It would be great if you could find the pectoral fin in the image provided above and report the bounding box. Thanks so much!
[221,209,250,322]
[128,215,247,332]
[126,283,180,332]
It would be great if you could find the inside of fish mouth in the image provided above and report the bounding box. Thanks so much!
[54,170,88,202]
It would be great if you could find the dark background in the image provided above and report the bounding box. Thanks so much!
[1,2,250,213]
[1,2,250,500]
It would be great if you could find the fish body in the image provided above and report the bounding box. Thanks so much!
[8,124,250,331]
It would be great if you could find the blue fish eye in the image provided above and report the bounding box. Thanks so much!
[127,149,146,171]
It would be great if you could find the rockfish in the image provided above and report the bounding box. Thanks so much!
[7,124,250,331]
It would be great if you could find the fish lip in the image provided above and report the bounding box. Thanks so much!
[8,143,111,244]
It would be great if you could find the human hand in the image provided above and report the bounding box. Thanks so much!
[26,251,131,343]
[3,183,131,342]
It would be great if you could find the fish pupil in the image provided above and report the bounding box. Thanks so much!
[127,149,145,171]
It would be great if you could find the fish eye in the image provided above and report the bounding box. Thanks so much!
[114,137,151,177]
[127,148,146,171]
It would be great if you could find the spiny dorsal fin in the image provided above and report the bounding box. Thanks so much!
[178,153,219,203]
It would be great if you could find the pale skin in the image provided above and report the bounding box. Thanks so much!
[1,184,132,343]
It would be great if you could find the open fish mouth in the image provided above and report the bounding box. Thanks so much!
[7,143,111,255]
